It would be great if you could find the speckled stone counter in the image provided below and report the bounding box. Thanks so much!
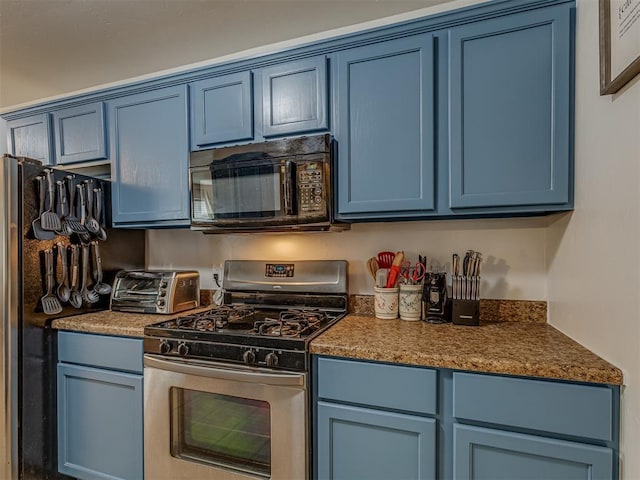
[310,315,623,385]
[51,307,211,337]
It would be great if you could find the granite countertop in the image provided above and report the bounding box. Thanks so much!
[51,307,212,337]
[52,306,623,386]
[310,315,623,385]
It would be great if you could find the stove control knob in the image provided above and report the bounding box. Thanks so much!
[177,342,189,356]
[159,341,171,354]
[265,352,279,368]
[243,350,256,365]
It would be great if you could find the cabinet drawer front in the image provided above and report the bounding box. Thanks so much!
[453,372,613,441]
[59,331,143,373]
[316,356,436,414]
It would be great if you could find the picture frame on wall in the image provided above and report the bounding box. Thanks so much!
[599,0,640,95]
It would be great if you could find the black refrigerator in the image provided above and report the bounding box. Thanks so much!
[0,155,146,479]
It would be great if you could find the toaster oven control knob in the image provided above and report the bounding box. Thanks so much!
[243,350,256,365]
[177,342,190,356]
[160,281,168,288]
[265,352,279,368]
[159,290,166,297]
[159,341,171,354]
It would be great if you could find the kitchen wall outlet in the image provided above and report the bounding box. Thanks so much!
[211,265,223,288]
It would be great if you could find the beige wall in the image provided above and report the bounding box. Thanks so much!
[547,0,640,476]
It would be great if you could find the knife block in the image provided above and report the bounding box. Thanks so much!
[452,299,480,326]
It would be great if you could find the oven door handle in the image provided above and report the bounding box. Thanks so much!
[144,355,306,387]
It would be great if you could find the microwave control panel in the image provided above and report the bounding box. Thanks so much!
[297,161,326,215]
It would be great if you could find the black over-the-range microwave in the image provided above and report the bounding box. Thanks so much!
[189,134,349,233]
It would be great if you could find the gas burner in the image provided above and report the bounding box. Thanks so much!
[253,309,328,337]
[279,308,327,324]
[175,305,255,331]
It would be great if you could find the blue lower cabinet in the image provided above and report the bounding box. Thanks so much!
[317,401,436,480]
[314,357,619,480]
[57,332,143,480]
[453,424,613,480]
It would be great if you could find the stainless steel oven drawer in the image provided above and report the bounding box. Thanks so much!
[316,356,437,415]
[58,331,143,374]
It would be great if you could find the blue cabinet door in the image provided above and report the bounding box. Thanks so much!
[261,56,328,137]
[335,35,436,218]
[109,85,190,227]
[317,401,436,480]
[453,424,613,480]
[190,71,253,148]
[53,102,107,165]
[6,114,53,165]
[57,363,143,480]
[448,5,572,209]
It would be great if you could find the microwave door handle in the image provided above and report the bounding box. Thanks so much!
[284,161,295,216]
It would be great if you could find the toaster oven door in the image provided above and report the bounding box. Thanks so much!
[111,274,161,312]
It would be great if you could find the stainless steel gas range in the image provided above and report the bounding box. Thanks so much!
[143,260,348,480]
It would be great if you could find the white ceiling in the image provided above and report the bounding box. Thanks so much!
[0,0,452,109]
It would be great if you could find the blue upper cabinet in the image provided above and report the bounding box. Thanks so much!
[335,35,436,219]
[447,4,573,210]
[6,114,53,165]
[109,85,190,228]
[52,101,107,165]
[261,56,328,137]
[190,71,253,149]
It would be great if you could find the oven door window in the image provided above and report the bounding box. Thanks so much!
[211,162,282,219]
[171,388,271,478]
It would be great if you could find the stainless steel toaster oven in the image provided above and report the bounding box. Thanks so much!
[110,270,200,314]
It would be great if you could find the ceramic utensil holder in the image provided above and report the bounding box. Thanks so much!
[399,284,422,321]
[452,299,480,326]
[374,287,399,319]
